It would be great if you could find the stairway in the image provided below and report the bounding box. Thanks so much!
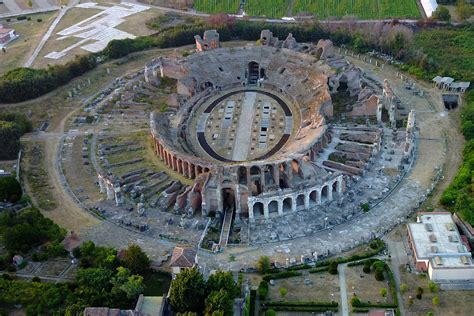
[219,208,234,248]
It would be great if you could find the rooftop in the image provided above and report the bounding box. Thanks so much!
[408,212,473,268]
[169,246,196,268]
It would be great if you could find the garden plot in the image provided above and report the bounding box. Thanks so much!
[266,272,340,302]
[45,1,149,60]
[345,265,395,305]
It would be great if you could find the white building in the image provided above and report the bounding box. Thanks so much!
[407,212,474,286]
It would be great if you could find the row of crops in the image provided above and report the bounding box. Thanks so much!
[194,0,241,14]
[194,0,420,19]
[293,0,420,19]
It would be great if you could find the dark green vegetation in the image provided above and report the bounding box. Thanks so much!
[0,177,22,203]
[0,208,65,254]
[169,268,239,314]
[0,55,97,103]
[261,301,338,313]
[441,91,474,225]
[0,112,32,159]
[0,230,170,315]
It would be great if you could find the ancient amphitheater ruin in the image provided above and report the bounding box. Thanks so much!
[94,30,417,252]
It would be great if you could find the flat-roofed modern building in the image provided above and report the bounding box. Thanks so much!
[407,212,474,284]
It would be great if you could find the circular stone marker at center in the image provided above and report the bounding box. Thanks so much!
[196,89,293,162]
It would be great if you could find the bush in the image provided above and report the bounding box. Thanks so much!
[0,177,22,203]
[31,252,48,262]
[265,309,276,316]
[433,6,451,21]
[31,276,41,283]
[363,264,371,274]
[262,271,302,282]
[258,280,269,300]
[16,16,27,21]
[37,19,42,22]
[361,203,370,212]
[328,261,338,275]
[279,287,287,298]
[374,267,385,281]
[257,256,271,274]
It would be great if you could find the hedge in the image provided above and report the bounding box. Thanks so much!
[262,271,302,282]
[263,301,338,307]
[261,306,338,312]
[308,266,329,273]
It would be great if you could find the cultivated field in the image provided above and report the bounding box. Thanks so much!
[194,0,241,14]
[194,0,421,19]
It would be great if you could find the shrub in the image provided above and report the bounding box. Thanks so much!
[432,296,439,306]
[279,287,287,298]
[363,263,371,274]
[328,261,338,275]
[416,286,424,299]
[37,19,42,22]
[2,273,13,280]
[351,295,361,306]
[7,265,16,272]
[16,16,27,21]
[400,283,408,294]
[31,276,41,283]
[432,6,451,21]
[258,280,269,300]
[265,309,276,316]
[360,203,370,212]
[262,271,302,282]
[374,267,384,281]
[428,281,438,293]
[0,177,22,203]
[380,288,387,297]
[257,256,271,274]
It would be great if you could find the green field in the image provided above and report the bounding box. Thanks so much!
[293,0,421,19]
[245,0,291,18]
[195,0,421,19]
[194,0,241,14]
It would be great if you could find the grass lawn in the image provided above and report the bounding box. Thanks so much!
[0,12,58,75]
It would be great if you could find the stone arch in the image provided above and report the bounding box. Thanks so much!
[250,165,261,176]
[268,200,278,214]
[321,185,329,201]
[204,167,210,173]
[310,190,318,203]
[264,164,275,185]
[282,197,292,213]
[254,202,264,216]
[189,163,195,179]
[296,194,305,210]
[222,187,236,212]
[291,159,301,178]
[177,159,183,174]
[182,161,189,177]
[248,61,260,85]
[197,165,203,175]
[238,166,247,185]
[332,180,338,196]
[278,162,290,189]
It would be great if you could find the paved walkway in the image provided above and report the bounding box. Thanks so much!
[384,236,407,316]
[23,0,78,67]
[232,92,256,161]
[338,263,349,316]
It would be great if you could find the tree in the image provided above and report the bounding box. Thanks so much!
[351,295,361,307]
[380,288,387,298]
[416,286,424,299]
[400,283,408,294]
[170,267,206,313]
[328,261,338,275]
[374,267,385,281]
[76,268,113,291]
[121,244,150,275]
[204,289,233,316]
[432,296,440,306]
[120,274,145,299]
[428,281,438,293]
[207,271,239,298]
[433,6,451,21]
[279,287,287,298]
[0,177,22,203]
[257,256,271,274]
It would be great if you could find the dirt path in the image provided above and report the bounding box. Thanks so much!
[38,104,99,231]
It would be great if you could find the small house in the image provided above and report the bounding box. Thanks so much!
[169,246,197,275]
[0,24,18,46]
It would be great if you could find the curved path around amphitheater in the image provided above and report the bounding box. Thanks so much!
[17,45,463,267]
